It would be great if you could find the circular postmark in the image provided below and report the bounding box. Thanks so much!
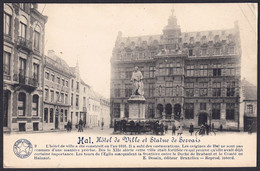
[13,139,33,159]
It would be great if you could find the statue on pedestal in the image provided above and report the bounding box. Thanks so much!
[131,66,144,96]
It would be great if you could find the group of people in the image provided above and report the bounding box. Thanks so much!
[171,123,217,136]
[66,119,84,132]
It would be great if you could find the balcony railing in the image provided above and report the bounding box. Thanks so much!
[13,74,39,87]
[17,36,32,51]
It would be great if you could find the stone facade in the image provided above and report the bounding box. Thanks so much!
[110,10,241,130]
[43,50,74,131]
[3,3,48,132]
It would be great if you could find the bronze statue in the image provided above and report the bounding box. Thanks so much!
[131,66,144,96]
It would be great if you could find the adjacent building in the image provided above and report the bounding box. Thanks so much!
[43,50,74,130]
[3,3,48,132]
[110,9,241,130]
[239,78,257,132]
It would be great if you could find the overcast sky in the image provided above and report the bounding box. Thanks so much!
[38,3,257,98]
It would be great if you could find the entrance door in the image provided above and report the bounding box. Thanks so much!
[55,109,59,129]
[174,104,181,120]
[198,113,208,126]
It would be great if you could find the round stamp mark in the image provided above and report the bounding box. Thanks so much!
[13,139,33,159]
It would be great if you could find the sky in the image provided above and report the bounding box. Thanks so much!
[38,3,257,98]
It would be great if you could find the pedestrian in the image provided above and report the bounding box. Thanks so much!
[78,119,83,132]
[199,124,205,135]
[101,121,104,130]
[211,123,214,130]
[66,120,72,132]
[160,122,164,135]
[177,126,183,136]
[165,123,168,133]
[189,123,194,136]
[219,124,223,132]
[172,123,176,135]
[205,123,209,135]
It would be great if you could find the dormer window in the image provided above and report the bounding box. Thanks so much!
[214,35,220,43]
[201,36,207,44]
[189,37,194,44]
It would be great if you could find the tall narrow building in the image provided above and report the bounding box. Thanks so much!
[110,9,241,130]
[3,3,48,132]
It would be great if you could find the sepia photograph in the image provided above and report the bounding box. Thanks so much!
[3,2,258,168]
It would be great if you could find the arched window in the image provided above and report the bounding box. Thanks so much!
[157,104,163,117]
[4,5,13,36]
[18,92,26,116]
[19,16,28,39]
[32,95,39,116]
[34,25,41,50]
[165,104,172,119]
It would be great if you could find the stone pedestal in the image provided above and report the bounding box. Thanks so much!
[127,95,146,119]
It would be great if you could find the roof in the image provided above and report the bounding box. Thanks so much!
[241,79,257,101]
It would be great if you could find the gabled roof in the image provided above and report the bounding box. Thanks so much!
[241,79,257,101]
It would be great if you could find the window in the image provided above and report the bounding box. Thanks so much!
[33,122,39,131]
[83,97,86,107]
[125,84,132,97]
[149,66,155,78]
[215,48,221,55]
[19,16,27,39]
[19,57,26,76]
[3,51,11,75]
[62,79,65,86]
[226,81,235,97]
[76,95,79,107]
[50,108,54,123]
[189,49,193,56]
[19,123,26,132]
[159,64,165,75]
[60,109,63,122]
[44,108,48,123]
[57,77,60,84]
[71,80,74,89]
[32,95,39,116]
[184,103,194,119]
[185,83,194,97]
[166,63,174,75]
[125,68,132,79]
[18,92,26,116]
[226,103,235,120]
[4,12,12,36]
[201,49,207,56]
[44,89,49,101]
[76,82,79,90]
[51,74,55,81]
[61,93,64,103]
[50,90,54,102]
[45,72,49,80]
[33,63,39,81]
[201,36,207,44]
[124,103,129,118]
[200,103,206,110]
[199,64,208,76]
[56,91,60,102]
[213,82,221,96]
[212,103,221,119]
[114,84,120,97]
[165,82,173,96]
[226,63,236,76]
[66,80,69,87]
[189,37,194,44]
[229,47,235,54]
[214,35,220,43]
[65,94,68,104]
[34,25,41,50]
[148,83,154,97]
[113,103,120,118]
[186,65,194,76]
[199,82,208,96]
[71,93,74,106]
[65,110,68,122]
[247,105,253,114]
[213,64,221,76]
